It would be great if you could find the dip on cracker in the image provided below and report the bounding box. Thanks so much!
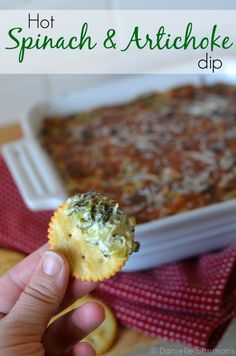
[48,192,140,281]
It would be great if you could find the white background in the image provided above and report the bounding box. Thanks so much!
[0,0,236,125]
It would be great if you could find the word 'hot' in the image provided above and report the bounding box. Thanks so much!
[28,13,55,29]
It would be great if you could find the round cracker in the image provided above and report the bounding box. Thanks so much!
[49,295,118,355]
[0,249,25,276]
[48,203,128,282]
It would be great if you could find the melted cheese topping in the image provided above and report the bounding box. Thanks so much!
[64,192,139,258]
[40,84,236,223]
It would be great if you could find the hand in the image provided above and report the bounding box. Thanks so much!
[0,244,105,356]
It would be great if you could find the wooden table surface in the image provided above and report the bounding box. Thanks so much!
[0,122,159,355]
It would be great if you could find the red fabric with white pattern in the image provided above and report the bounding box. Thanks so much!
[0,156,236,350]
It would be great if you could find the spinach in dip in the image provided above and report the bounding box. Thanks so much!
[64,192,140,258]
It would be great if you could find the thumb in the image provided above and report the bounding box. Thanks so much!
[6,250,69,336]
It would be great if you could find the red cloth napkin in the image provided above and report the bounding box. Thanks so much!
[1,156,236,350]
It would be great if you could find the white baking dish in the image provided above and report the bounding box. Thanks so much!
[2,74,236,271]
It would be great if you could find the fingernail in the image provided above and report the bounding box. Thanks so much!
[43,251,64,276]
